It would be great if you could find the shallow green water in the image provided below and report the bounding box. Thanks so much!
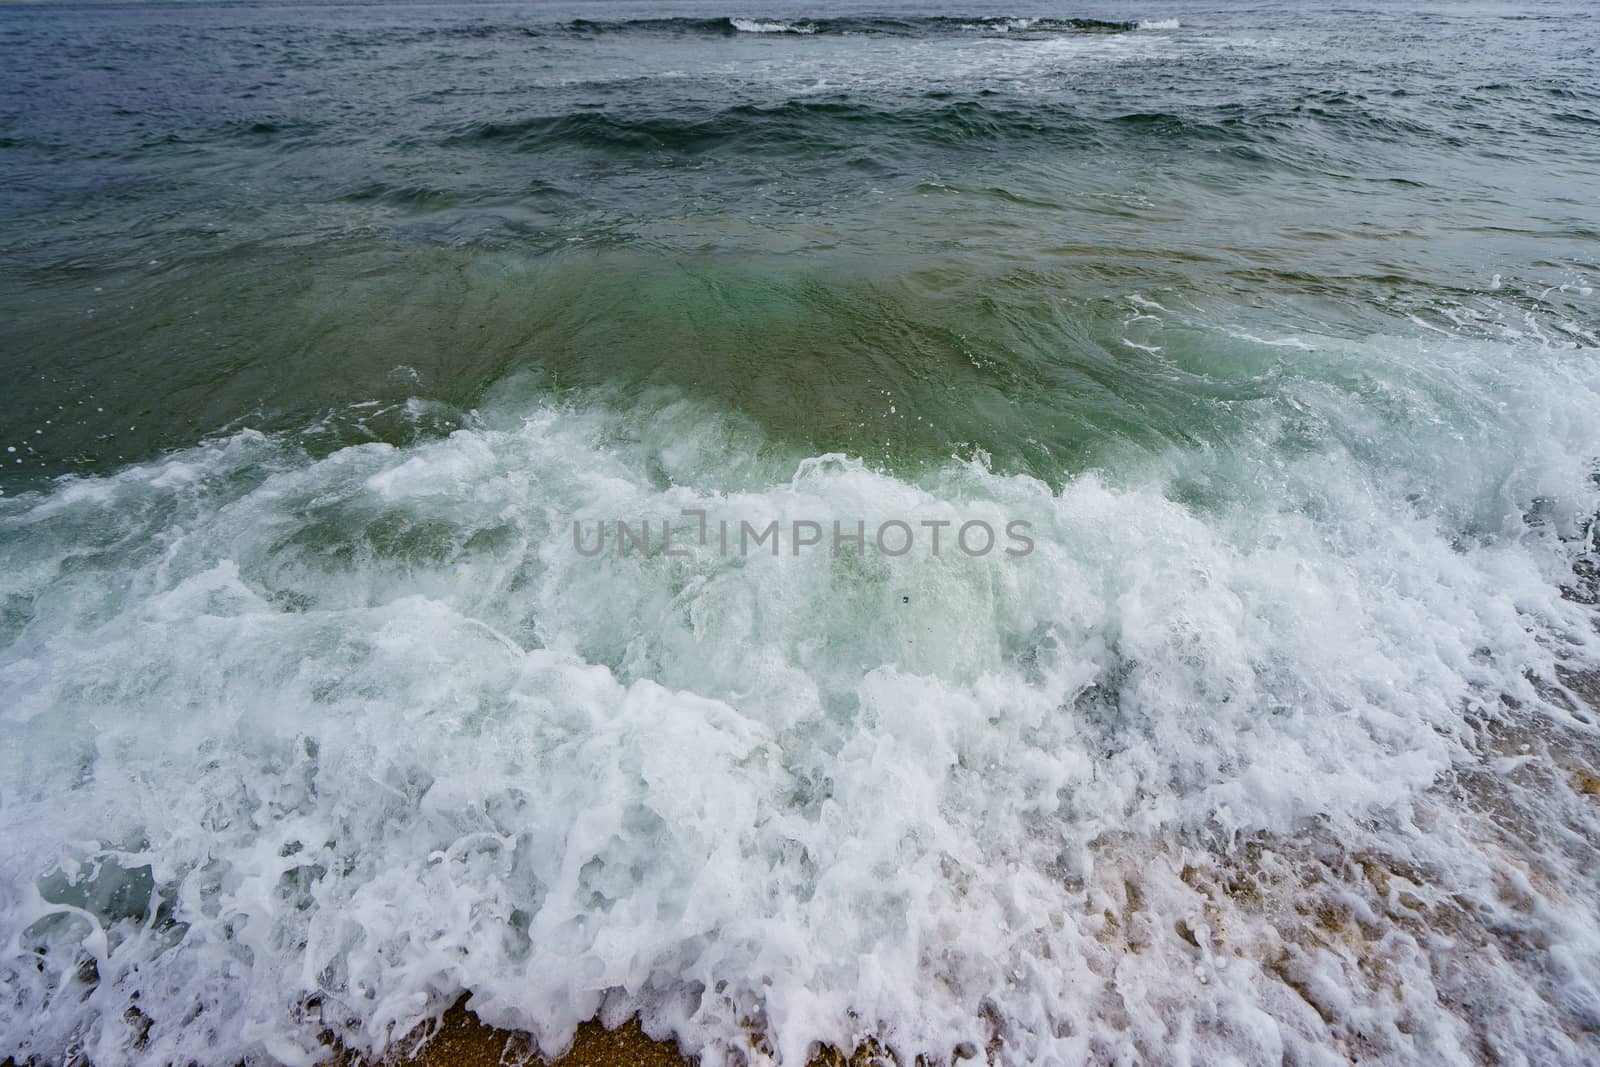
[3,0,1595,487]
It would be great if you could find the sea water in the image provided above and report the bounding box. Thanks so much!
[2,2,1599,1064]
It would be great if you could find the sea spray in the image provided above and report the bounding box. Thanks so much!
[3,339,1599,1062]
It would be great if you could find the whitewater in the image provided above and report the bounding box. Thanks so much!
[7,324,1600,1063]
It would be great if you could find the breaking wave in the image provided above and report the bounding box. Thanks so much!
[562,15,1139,38]
[4,319,1600,1064]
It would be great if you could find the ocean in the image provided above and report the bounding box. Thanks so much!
[2,1,1599,1064]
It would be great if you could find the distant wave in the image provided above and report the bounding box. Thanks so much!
[447,99,1100,156]
[443,92,1450,162]
[728,17,817,34]
[563,15,1139,38]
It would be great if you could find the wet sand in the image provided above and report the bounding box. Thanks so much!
[335,1002,691,1067]
[340,999,894,1067]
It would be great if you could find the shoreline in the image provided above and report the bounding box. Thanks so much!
[333,1002,692,1067]
[340,662,1600,1067]
[332,999,895,1067]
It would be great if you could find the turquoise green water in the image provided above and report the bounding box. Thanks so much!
[4,2,1595,487]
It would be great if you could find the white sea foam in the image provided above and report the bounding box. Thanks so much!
[1138,19,1181,31]
[2,327,1600,1065]
[731,18,816,35]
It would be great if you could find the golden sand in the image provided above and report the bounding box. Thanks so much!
[334,1001,689,1067]
[339,999,898,1067]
